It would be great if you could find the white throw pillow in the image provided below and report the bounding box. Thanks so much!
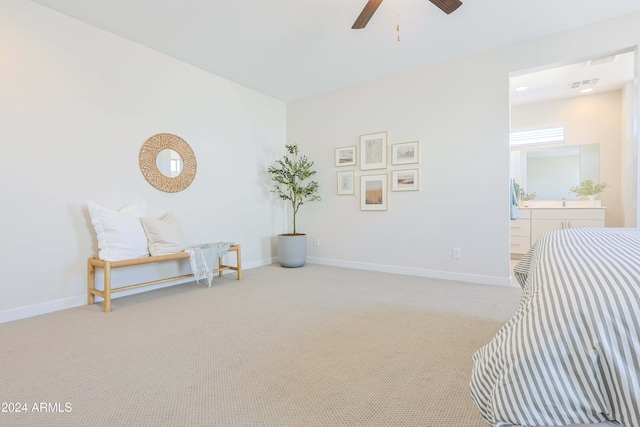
[87,200,150,261]
[140,212,186,256]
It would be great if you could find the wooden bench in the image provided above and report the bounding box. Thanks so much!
[88,244,242,312]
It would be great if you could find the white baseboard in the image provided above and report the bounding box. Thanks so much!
[0,295,87,324]
[0,258,273,324]
[306,257,513,287]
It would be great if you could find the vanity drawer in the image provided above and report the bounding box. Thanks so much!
[510,236,531,254]
[532,208,605,220]
[510,219,531,237]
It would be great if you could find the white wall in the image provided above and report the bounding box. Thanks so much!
[288,54,513,285]
[511,91,625,226]
[287,13,640,285]
[623,81,639,227]
[0,0,286,322]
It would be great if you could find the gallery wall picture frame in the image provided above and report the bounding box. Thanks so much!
[360,131,388,170]
[392,169,420,192]
[360,174,388,211]
[391,141,419,165]
[337,170,355,195]
[335,146,357,167]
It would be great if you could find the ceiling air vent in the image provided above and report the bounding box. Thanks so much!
[570,78,599,90]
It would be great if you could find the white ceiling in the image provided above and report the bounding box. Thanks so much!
[510,50,636,106]
[28,0,640,102]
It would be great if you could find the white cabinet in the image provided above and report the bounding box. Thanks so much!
[510,209,531,256]
[511,208,605,257]
[530,208,605,245]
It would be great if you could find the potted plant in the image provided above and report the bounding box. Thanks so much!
[569,179,609,206]
[267,144,321,267]
[513,181,536,206]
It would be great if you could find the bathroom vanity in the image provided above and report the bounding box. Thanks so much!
[510,207,606,258]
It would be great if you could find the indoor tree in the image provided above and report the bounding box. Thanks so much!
[267,144,321,234]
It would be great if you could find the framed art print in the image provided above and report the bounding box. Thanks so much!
[392,141,419,165]
[360,174,387,210]
[392,169,420,191]
[337,171,355,195]
[335,146,357,167]
[360,132,387,170]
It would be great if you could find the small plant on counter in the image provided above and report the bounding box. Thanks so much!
[569,179,609,197]
[513,181,536,202]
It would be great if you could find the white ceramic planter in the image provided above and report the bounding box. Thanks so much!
[277,234,307,268]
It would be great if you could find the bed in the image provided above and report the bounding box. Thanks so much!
[470,227,640,427]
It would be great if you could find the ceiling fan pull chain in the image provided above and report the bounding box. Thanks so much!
[397,0,401,41]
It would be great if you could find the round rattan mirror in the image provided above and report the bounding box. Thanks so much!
[139,133,197,192]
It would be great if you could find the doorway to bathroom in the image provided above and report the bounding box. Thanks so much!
[508,47,638,261]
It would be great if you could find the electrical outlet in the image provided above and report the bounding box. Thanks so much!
[314,238,320,247]
[452,248,461,259]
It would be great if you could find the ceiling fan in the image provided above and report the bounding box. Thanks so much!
[352,0,462,29]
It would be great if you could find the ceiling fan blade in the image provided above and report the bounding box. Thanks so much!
[429,0,462,14]
[352,0,383,29]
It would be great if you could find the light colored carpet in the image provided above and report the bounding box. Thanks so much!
[0,264,520,426]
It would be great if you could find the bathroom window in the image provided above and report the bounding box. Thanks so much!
[510,126,565,147]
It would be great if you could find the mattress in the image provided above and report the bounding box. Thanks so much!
[470,227,640,427]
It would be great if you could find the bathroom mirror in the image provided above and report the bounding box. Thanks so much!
[140,133,196,192]
[511,143,599,199]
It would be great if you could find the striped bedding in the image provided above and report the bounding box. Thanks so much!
[470,227,640,427]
